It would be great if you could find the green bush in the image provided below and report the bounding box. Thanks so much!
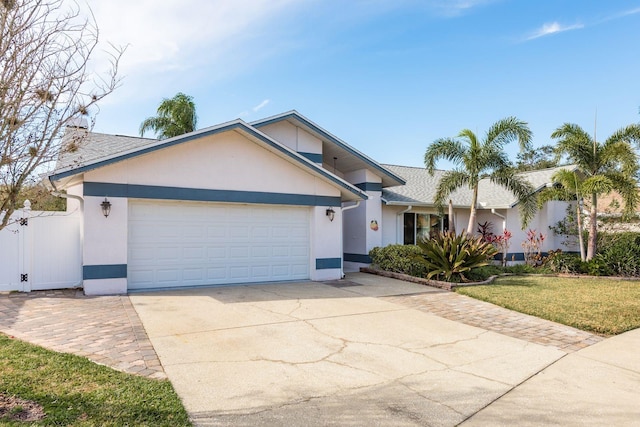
[596,232,640,277]
[503,264,540,275]
[546,252,585,274]
[416,231,498,282]
[466,265,503,282]
[369,244,427,277]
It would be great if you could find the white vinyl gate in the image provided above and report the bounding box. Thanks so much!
[0,202,82,292]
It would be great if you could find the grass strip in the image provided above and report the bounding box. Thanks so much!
[0,333,191,426]
[456,275,640,335]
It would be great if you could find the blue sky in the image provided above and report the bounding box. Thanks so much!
[88,0,640,169]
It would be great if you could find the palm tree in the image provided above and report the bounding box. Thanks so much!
[538,168,586,261]
[552,123,640,260]
[139,93,198,139]
[424,117,536,233]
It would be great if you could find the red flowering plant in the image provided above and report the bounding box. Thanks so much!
[491,229,512,267]
[477,222,512,266]
[522,229,546,266]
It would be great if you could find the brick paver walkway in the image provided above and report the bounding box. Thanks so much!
[383,291,605,352]
[0,290,165,379]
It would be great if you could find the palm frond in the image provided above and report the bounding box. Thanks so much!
[434,169,470,211]
[606,172,639,220]
[552,123,596,171]
[424,138,466,174]
[485,116,532,152]
[490,172,536,227]
[582,175,614,196]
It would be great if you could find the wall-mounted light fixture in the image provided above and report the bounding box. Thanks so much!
[326,207,335,222]
[101,197,112,218]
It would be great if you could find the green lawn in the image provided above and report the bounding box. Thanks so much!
[0,334,191,426]
[456,275,640,335]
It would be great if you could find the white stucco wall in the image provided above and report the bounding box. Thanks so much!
[78,130,345,294]
[258,121,322,159]
[310,206,342,280]
[86,132,334,195]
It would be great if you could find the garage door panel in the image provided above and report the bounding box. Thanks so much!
[128,201,310,290]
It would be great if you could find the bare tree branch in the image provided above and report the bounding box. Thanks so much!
[0,0,125,229]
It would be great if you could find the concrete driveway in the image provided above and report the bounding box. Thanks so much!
[130,274,566,426]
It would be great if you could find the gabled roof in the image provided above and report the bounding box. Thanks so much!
[49,119,368,202]
[382,164,579,209]
[251,111,406,188]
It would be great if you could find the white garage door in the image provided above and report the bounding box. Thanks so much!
[128,200,310,290]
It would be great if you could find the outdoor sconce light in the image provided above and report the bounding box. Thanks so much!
[101,197,112,218]
[326,207,335,222]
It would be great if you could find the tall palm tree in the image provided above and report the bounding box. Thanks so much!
[424,117,535,233]
[552,123,640,260]
[139,92,198,139]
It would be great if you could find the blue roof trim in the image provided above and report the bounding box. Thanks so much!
[343,253,372,264]
[251,112,407,186]
[49,120,367,202]
[355,182,382,192]
[84,182,342,207]
[299,152,323,163]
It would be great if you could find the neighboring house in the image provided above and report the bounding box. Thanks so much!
[48,111,575,295]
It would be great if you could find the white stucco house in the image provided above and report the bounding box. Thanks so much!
[48,111,574,295]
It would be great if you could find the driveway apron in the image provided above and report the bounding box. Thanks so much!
[130,274,566,426]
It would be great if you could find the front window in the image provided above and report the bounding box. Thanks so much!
[403,213,448,245]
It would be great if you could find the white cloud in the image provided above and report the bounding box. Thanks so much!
[428,0,500,16]
[252,99,270,112]
[91,1,297,74]
[526,21,584,41]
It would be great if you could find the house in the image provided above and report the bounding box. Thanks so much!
[48,111,574,295]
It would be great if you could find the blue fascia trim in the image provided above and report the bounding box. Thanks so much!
[343,253,372,264]
[316,258,342,270]
[251,112,407,186]
[83,264,127,280]
[49,121,367,202]
[354,182,382,192]
[299,152,323,163]
[84,182,342,207]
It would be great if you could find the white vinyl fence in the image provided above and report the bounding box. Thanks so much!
[0,201,82,292]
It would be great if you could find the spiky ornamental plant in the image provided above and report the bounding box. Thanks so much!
[424,117,537,233]
[416,231,498,282]
[552,123,640,260]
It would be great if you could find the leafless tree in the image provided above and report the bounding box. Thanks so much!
[0,0,124,229]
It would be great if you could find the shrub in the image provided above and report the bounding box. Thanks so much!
[466,265,503,282]
[546,252,585,274]
[369,244,427,277]
[595,232,640,277]
[416,231,498,282]
[503,264,539,275]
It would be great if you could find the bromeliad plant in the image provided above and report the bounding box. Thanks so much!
[416,231,498,282]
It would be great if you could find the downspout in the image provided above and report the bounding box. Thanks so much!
[51,179,84,288]
[490,208,506,232]
[397,205,413,244]
[340,201,361,278]
[491,208,506,265]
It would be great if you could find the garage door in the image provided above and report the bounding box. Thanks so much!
[128,200,310,290]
